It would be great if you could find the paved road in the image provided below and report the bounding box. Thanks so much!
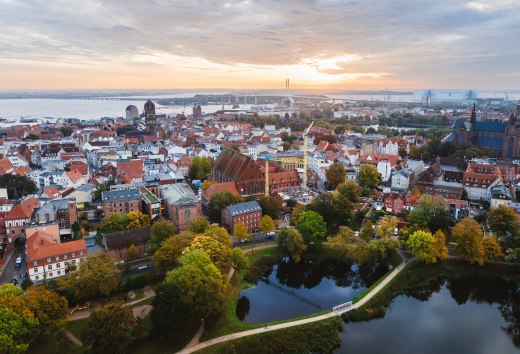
[0,245,24,286]
[177,251,412,354]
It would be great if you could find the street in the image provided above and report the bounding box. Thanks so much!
[0,245,26,286]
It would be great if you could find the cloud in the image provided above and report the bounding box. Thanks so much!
[0,0,519,89]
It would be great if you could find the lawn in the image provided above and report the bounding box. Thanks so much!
[66,317,89,339]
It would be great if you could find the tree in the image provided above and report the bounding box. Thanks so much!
[201,180,217,191]
[148,220,177,255]
[92,177,116,202]
[207,191,243,223]
[359,220,375,241]
[375,216,398,239]
[230,144,240,152]
[188,216,210,234]
[126,211,150,229]
[367,238,400,263]
[164,250,226,321]
[277,227,307,262]
[259,215,275,234]
[0,174,37,199]
[398,148,407,158]
[358,164,381,190]
[406,230,436,263]
[233,221,248,242]
[432,229,448,261]
[410,186,421,197]
[83,301,135,354]
[408,195,448,232]
[326,162,346,189]
[59,252,120,300]
[153,231,195,272]
[327,226,367,263]
[452,217,485,265]
[98,212,129,234]
[487,205,519,248]
[409,145,421,160]
[297,211,327,243]
[26,285,68,332]
[188,156,212,181]
[0,307,39,354]
[232,248,249,273]
[127,244,138,260]
[481,236,503,261]
[258,195,282,219]
[306,191,354,234]
[336,181,361,203]
[182,234,232,274]
[290,203,305,226]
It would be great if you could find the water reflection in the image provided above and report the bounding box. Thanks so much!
[238,257,388,323]
[339,270,520,353]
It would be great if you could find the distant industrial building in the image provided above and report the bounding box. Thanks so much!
[126,105,139,119]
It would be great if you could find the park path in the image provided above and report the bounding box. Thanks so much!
[177,249,412,354]
[63,329,83,346]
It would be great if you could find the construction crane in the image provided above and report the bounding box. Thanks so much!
[263,155,270,197]
[303,121,314,188]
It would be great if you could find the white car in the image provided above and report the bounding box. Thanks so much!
[354,231,359,237]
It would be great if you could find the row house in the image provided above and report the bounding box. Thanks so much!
[463,163,502,202]
[375,138,408,155]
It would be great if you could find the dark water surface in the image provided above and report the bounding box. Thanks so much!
[237,257,389,323]
[337,272,520,353]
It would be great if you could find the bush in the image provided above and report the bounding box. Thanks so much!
[125,272,165,291]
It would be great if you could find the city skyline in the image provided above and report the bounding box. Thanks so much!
[1,0,519,90]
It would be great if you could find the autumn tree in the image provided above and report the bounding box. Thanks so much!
[98,212,129,234]
[59,252,120,300]
[408,194,448,232]
[487,205,519,248]
[188,216,210,234]
[290,203,305,226]
[148,220,177,255]
[326,162,346,189]
[182,234,232,274]
[201,180,217,191]
[26,285,68,333]
[127,244,138,260]
[83,301,135,354]
[188,156,212,181]
[277,227,307,262]
[336,181,361,203]
[432,229,448,261]
[452,217,485,265]
[327,226,367,263]
[358,164,381,190]
[233,221,248,242]
[398,148,407,159]
[258,195,283,219]
[406,230,436,263]
[481,236,503,261]
[259,215,275,234]
[410,186,421,197]
[126,211,150,229]
[409,145,421,160]
[153,231,195,272]
[367,238,400,263]
[207,191,243,223]
[359,220,375,241]
[297,210,327,243]
[375,215,398,239]
[232,248,249,273]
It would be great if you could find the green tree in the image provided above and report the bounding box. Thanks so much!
[93,177,116,202]
[0,174,37,199]
[231,248,249,273]
[336,181,361,203]
[358,164,381,190]
[59,252,120,300]
[164,250,226,321]
[406,230,436,263]
[359,220,375,241]
[258,196,282,219]
[452,218,485,266]
[259,215,275,234]
[327,226,367,263]
[148,220,177,255]
[367,238,400,263]
[481,236,503,261]
[83,301,135,354]
[398,148,407,158]
[183,234,232,274]
[306,191,353,234]
[98,212,129,234]
[408,195,448,233]
[0,307,39,354]
[188,156,212,181]
[297,211,327,243]
[153,231,195,272]
[409,145,421,160]
[290,203,305,226]
[375,215,398,239]
[207,191,243,223]
[326,162,346,189]
[127,244,138,260]
[487,205,519,248]
[126,211,150,229]
[233,221,248,242]
[277,227,307,262]
[188,216,210,234]
[432,229,448,261]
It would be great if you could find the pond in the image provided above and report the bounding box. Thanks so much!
[237,257,389,323]
[337,265,520,354]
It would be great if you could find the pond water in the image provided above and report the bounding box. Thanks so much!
[337,270,520,354]
[237,257,389,324]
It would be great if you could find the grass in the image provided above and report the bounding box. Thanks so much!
[352,264,398,304]
[240,241,277,250]
[66,317,89,339]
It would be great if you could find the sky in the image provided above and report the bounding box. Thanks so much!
[1,0,519,90]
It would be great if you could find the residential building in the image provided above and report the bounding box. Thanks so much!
[33,199,78,236]
[102,227,151,263]
[221,200,262,233]
[102,189,141,215]
[5,203,33,243]
[159,183,201,231]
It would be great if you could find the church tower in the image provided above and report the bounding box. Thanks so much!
[470,102,477,124]
[144,100,159,137]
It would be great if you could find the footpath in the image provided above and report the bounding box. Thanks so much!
[177,248,412,354]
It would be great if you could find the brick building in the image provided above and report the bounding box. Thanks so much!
[102,227,151,263]
[221,200,262,233]
[159,183,201,231]
[102,189,142,215]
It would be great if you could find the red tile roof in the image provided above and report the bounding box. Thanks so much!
[6,203,33,220]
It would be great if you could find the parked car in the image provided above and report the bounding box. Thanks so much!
[10,278,18,286]
[15,256,22,270]
[266,232,276,239]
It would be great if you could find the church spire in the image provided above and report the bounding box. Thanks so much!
[470,102,476,124]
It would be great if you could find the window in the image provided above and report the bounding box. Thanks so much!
[71,252,76,257]
[56,263,60,268]
[47,257,51,263]
[35,276,39,280]
[64,253,68,260]
[79,250,84,256]
[48,265,52,270]
[57,270,61,275]
[55,255,60,261]
[33,260,38,266]
[34,267,38,273]
[48,272,53,277]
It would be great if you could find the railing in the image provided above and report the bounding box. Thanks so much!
[332,301,352,313]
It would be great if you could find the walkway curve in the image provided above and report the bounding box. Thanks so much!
[177,250,412,354]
